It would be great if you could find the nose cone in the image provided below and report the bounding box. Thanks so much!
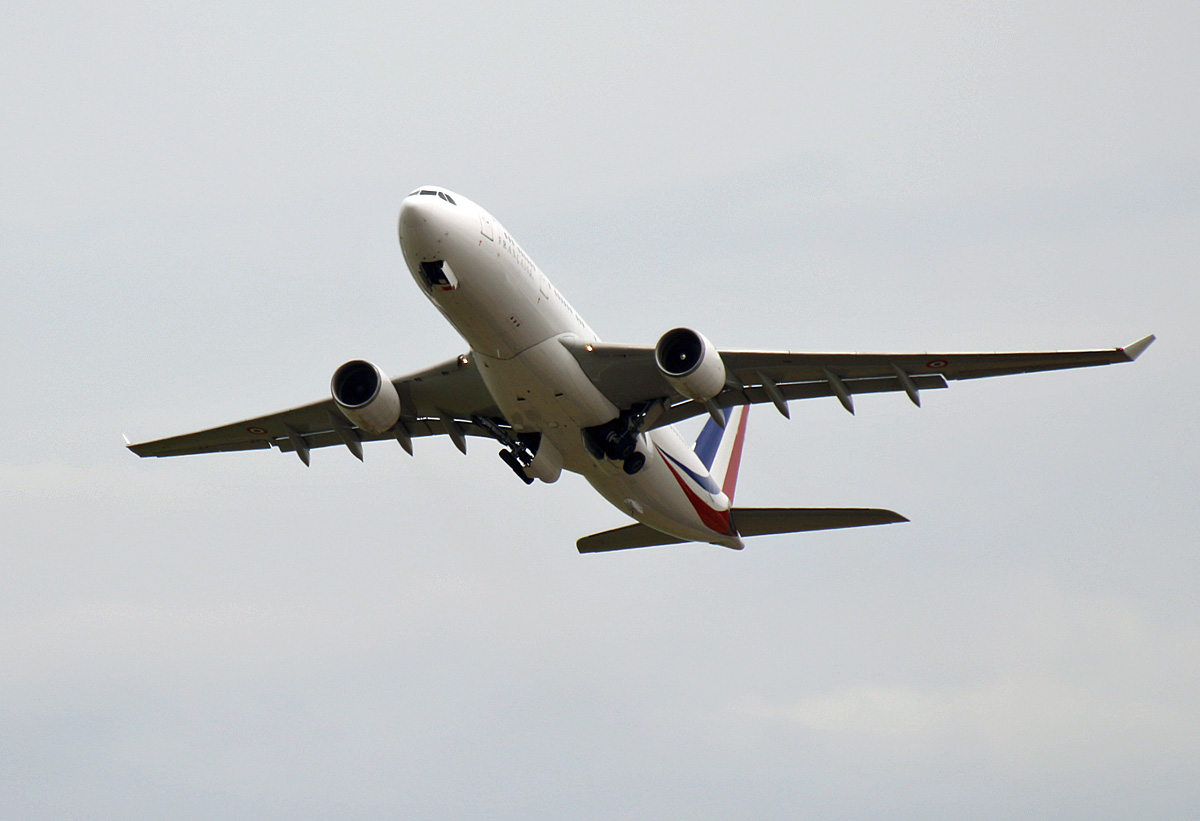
[398,194,442,261]
[398,187,466,264]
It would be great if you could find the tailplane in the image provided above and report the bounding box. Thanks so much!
[577,507,908,553]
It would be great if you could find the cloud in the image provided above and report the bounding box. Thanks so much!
[739,676,1174,766]
[735,583,1200,777]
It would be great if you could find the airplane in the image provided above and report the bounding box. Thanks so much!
[128,186,1155,552]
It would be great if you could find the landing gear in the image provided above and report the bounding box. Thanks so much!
[499,448,534,484]
[622,451,646,475]
[604,428,638,461]
[583,402,658,475]
[472,414,538,486]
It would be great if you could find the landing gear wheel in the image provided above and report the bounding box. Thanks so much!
[622,451,646,475]
[604,430,637,461]
[498,449,534,485]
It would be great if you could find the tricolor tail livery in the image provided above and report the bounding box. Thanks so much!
[693,404,750,502]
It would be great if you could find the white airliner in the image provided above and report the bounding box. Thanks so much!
[129,187,1155,552]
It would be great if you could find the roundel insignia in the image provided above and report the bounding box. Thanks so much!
[926,359,948,369]
[247,426,268,435]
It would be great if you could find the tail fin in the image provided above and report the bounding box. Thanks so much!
[692,404,750,501]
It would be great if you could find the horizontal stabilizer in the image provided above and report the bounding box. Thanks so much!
[576,524,685,553]
[733,507,908,536]
[577,507,907,553]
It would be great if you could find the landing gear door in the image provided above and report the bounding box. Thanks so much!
[419,260,458,292]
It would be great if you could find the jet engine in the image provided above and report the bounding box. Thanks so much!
[655,327,726,401]
[331,360,401,435]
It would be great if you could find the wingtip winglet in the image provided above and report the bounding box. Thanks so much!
[1120,334,1156,361]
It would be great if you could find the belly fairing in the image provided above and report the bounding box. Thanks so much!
[474,336,618,436]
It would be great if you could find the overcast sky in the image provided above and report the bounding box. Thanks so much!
[3,2,1198,818]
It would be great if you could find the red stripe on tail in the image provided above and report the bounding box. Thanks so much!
[658,447,735,536]
[721,406,750,500]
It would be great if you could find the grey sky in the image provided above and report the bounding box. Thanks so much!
[2,2,1197,818]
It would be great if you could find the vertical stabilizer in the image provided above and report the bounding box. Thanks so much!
[692,404,750,501]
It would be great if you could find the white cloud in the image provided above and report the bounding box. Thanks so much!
[739,675,1180,767]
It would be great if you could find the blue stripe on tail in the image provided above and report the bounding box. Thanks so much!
[693,407,732,469]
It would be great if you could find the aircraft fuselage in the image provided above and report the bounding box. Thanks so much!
[397,187,743,548]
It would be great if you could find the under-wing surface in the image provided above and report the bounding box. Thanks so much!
[129,187,1154,551]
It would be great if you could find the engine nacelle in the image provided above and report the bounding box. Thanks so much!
[654,327,726,401]
[331,360,401,435]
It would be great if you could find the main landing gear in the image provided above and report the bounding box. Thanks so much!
[472,415,537,485]
[582,403,655,476]
[498,448,534,485]
[622,451,646,475]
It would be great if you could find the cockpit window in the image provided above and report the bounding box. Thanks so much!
[407,189,456,205]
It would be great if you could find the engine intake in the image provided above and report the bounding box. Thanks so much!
[655,327,726,401]
[331,360,401,435]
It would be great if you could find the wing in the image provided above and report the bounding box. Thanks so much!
[564,334,1155,426]
[128,354,503,462]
